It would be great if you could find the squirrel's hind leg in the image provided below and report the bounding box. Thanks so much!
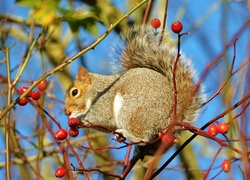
[113,92,150,144]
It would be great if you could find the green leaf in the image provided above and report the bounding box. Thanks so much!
[17,0,60,25]
[58,7,100,21]
[16,0,43,7]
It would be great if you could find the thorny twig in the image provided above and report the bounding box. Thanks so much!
[158,0,169,45]
[150,94,249,179]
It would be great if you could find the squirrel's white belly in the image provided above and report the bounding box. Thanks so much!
[113,92,123,126]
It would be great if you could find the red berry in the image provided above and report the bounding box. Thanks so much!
[161,133,174,144]
[55,167,66,178]
[38,79,48,91]
[171,21,183,33]
[217,122,229,134]
[68,128,79,137]
[54,129,68,140]
[221,160,231,172]
[19,86,32,97]
[18,97,28,106]
[150,18,161,29]
[31,90,41,100]
[208,124,218,136]
[68,118,79,128]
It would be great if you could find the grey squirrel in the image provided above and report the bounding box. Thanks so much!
[64,26,203,156]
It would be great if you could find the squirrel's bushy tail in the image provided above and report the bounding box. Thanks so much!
[116,26,204,123]
[119,26,188,79]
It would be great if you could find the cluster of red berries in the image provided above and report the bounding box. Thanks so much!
[68,117,80,137]
[150,18,183,34]
[207,122,231,173]
[207,122,229,136]
[18,79,48,106]
[54,118,80,141]
[54,118,80,178]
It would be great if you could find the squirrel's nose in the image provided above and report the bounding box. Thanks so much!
[64,108,71,116]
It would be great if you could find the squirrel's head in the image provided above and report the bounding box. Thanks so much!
[64,67,92,117]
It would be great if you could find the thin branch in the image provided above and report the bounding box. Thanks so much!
[5,46,11,180]
[124,145,132,169]
[32,101,87,179]
[172,33,181,122]
[0,0,149,121]
[203,146,223,179]
[229,38,238,74]
[80,144,128,151]
[172,32,190,122]
[158,0,169,45]
[210,169,223,180]
[119,154,141,180]
[203,57,250,105]
[197,18,250,93]
[141,0,153,29]
[238,164,246,180]
[150,94,249,179]
[12,31,42,86]
[71,164,121,179]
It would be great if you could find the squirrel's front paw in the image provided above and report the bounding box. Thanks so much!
[114,129,126,143]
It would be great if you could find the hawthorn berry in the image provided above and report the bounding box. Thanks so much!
[217,122,229,134]
[68,117,79,128]
[31,90,41,100]
[221,160,231,172]
[150,18,161,29]
[161,133,174,144]
[208,124,218,136]
[19,86,32,97]
[171,21,183,33]
[68,128,79,137]
[55,167,66,178]
[18,97,28,106]
[54,129,68,140]
[38,79,48,91]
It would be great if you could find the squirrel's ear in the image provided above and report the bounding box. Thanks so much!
[76,66,92,84]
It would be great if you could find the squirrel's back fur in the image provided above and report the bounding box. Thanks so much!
[117,26,203,123]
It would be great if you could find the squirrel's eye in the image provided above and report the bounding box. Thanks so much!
[71,88,79,97]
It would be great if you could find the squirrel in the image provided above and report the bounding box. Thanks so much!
[64,26,204,157]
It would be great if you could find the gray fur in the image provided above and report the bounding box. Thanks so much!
[64,26,204,156]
